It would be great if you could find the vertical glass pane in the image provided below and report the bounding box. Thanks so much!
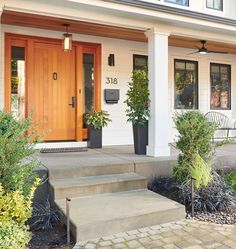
[175,61,198,109]
[133,55,148,71]
[207,0,214,8]
[83,53,94,123]
[11,47,25,119]
[210,64,230,109]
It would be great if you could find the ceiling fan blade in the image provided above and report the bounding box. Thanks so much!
[208,51,228,54]
[187,51,199,55]
[194,46,200,49]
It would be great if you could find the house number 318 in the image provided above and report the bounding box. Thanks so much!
[106,77,118,84]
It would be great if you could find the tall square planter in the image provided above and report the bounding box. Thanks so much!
[88,126,102,148]
[133,122,148,155]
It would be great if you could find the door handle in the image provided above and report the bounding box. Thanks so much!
[69,96,76,108]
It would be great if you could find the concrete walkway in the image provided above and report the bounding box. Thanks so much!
[74,219,236,249]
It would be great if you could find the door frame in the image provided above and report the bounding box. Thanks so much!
[5,33,101,141]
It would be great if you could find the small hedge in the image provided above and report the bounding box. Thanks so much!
[0,111,40,248]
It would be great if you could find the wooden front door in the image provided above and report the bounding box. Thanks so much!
[5,34,101,142]
[28,42,76,141]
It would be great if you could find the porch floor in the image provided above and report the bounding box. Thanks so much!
[39,143,236,177]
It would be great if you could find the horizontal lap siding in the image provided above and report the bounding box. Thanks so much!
[1,25,236,145]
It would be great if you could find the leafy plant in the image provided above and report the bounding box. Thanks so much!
[149,173,236,213]
[224,170,236,194]
[124,70,150,126]
[29,197,61,231]
[173,111,217,189]
[0,111,40,196]
[0,111,41,248]
[0,179,40,249]
[85,110,111,129]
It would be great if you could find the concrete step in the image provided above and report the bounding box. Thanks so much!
[56,189,186,242]
[50,173,147,200]
[48,163,135,179]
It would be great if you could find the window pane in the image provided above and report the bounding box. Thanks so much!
[175,60,198,109]
[133,55,148,71]
[11,46,25,119]
[165,0,189,6]
[210,63,230,109]
[83,53,94,116]
[206,0,222,10]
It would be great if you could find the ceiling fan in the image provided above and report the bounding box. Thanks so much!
[188,40,228,55]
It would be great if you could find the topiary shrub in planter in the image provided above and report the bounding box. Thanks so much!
[0,111,40,248]
[124,70,150,155]
[85,110,111,148]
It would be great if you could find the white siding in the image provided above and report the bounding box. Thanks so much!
[141,0,236,19]
[1,25,236,145]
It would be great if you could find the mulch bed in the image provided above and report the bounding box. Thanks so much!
[29,223,74,249]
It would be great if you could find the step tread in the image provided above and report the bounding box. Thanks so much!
[50,173,146,189]
[55,189,185,226]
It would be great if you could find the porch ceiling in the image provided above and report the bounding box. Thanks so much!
[2,10,236,54]
[1,10,147,42]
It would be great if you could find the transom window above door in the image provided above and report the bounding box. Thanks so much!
[206,0,223,11]
[174,59,198,109]
[165,0,189,6]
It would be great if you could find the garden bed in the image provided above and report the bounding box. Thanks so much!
[29,223,74,249]
[148,170,236,225]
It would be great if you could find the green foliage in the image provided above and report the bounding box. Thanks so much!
[173,111,217,189]
[224,170,236,194]
[124,70,150,126]
[85,110,111,130]
[0,111,41,248]
[0,221,31,249]
[0,111,40,196]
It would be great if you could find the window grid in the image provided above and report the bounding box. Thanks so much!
[210,63,231,110]
[206,0,223,11]
[174,59,198,110]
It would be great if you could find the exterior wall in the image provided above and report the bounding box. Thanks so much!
[1,24,147,146]
[140,0,236,19]
[2,25,236,145]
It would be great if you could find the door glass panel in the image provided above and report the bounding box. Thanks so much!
[11,46,25,119]
[83,53,94,126]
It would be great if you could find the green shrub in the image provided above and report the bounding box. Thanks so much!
[85,110,111,129]
[124,70,150,126]
[0,111,41,248]
[0,222,31,249]
[173,111,217,189]
[224,170,236,194]
[0,111,40,196]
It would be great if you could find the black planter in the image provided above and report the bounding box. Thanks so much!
[88,126,102,148]
[133,122,148,155]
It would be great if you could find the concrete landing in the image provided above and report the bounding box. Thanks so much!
[56,189,185,242]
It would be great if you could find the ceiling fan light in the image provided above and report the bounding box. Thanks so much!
[199,51,207,54]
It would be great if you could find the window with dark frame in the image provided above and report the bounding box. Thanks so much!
[165,0,189,6]
[174,59,198,109]
[210,63,231,110]
[133,54,148,71]
[206,0,223,11]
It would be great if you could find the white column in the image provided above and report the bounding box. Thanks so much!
[145,28,170,157]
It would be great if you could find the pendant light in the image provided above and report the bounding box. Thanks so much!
[63,24,72,52]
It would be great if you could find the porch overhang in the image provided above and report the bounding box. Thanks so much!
[2,10,236,54]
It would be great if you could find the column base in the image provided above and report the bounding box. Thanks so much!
[146,145,170,157]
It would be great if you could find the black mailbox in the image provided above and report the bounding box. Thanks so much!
[104,89,120,104]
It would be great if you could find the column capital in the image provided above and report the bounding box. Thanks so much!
[145,27,170,39]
